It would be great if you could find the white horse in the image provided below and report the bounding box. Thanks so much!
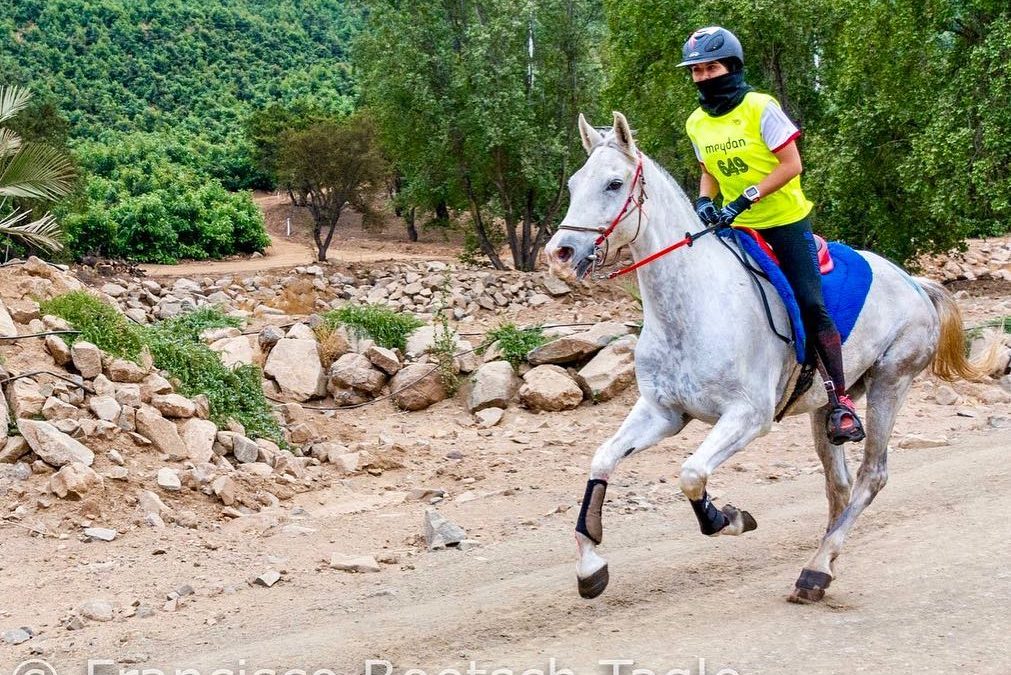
[546,111,997,603]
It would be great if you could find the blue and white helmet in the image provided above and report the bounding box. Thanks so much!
[677,26,744,68]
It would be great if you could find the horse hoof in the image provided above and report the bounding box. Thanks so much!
[788,568,832,604]
[577,564,609,599]
[787,586,825,604]
[740,509,758,532]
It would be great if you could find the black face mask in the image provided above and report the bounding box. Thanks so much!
[696,70,752,116]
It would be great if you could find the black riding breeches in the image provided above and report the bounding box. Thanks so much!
[759,217,848,396]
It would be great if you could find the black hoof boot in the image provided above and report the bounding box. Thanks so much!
[577,564,609,599]
[788,568,832,604]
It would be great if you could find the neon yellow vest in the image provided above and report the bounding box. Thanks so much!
[685,91,812,229]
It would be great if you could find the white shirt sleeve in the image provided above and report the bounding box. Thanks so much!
[691,141,702,162]
[760,101,801,152]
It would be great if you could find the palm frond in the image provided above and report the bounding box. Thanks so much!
[0,143,75,200]
[0,86,32,125]
[0,128,23,159]
[0,208,65,252]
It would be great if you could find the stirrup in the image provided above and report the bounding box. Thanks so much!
[826,395,865,445]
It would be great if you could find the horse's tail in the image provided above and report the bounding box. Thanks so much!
[916,277,1002,381]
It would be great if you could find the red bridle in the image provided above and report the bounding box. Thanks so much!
[557,149,720,280]
[556,150,647,273]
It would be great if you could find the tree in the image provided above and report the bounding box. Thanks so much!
[276,113,388,261]
[355,0,605,271]
[0,85,74,256]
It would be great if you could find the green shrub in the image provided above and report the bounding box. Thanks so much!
[321,304,424,352]
[42,293,284,445]
[480,323,546,369]
[39,291,145,361]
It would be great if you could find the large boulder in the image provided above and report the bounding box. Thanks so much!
[405,325,462,359]
[527,322,633,365]
[329,353,387,395]
[576,335,637,402]
[181,418,218,464]
[49,462,104,499]
[209,335,258,368]
[17,419,95,467]
[135,405,186,459]
[0,299,17,337]
[389,364,449,411]
[8,379,45,418]
[263,338,326,402]
[71,341,103,379]
[466,361,521,412]
[519,365,583,411]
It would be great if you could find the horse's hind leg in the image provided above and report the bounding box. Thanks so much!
[789,371,913,603]
[810,407,853,531]
[576,396,687,599]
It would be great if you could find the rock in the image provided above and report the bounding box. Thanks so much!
[211,475,237,506]
[157,467,182,491]
[976,387,1011,405]
[474,407,505,428]
[424,508,468,549]
[286,322,316,340]
[17,419,95,467]
[152,393,196,418]
[1,628,32,645]
[135,406,186,458]
[933,385,960,406]
[405,325,461,358]
[520,365,584,411]
[365,344,402,375]
[9,379,46,418]
[389,364,449,411]
[254,570,281,587]
[41,396,84,421]
[89,395,122,422]
[541,274,573,296]
[232,434,260,464]
[576,334,637,402]
[0,437,30,464]
[466,361,521,412]
[138,490,174,520]
[264,338,327,402]
[106,358,148,383]
[897,434,949,449]
[0,300,17,337]
[114,384,142,408]
[288,422,317,445]
[83,527,118,542]
[528,293,551,307]
[49,462,104,498]
[79,599,114,622]
[328,554,381,573]
[182,418,217,463]
[329,353,387,395]
[101,282,127,297]
[258,325,284,352]
[527,322,633,365]
[140,373,173,400]
[45,334,73,366]
[210,335,256,368]
[71,341,103,379]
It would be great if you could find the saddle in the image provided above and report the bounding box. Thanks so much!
[735,227,835,275]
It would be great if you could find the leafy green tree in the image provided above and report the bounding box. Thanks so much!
[356,0,605,271]
[276,113,388,261]
[0,85,74,255]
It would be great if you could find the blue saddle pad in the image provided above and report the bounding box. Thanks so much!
[720,229,874,363]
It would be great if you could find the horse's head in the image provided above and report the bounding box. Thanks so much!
[546,111,645,280]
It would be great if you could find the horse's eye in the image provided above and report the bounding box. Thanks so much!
[606,179,623,191]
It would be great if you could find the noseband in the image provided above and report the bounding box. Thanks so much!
[556,149,647,276]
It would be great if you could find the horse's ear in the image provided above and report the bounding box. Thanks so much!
[578,113,603,155]
[612,111,637,156]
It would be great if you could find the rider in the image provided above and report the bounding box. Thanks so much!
[679,26,865,445]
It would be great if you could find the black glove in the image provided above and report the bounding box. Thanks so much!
[718,194,754,226]
[694,196,721,225]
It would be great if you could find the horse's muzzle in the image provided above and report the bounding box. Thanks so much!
[546,236,597,280]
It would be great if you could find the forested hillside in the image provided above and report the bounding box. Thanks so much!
[1,0,359,262]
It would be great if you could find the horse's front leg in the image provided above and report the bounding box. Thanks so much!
[680,406,768,536]
[576,396,688,599]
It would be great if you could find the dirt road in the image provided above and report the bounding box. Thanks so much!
[64,428,1008,675]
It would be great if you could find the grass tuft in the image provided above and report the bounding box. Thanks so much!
[479,322,546,369]
[321,304,423,352]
